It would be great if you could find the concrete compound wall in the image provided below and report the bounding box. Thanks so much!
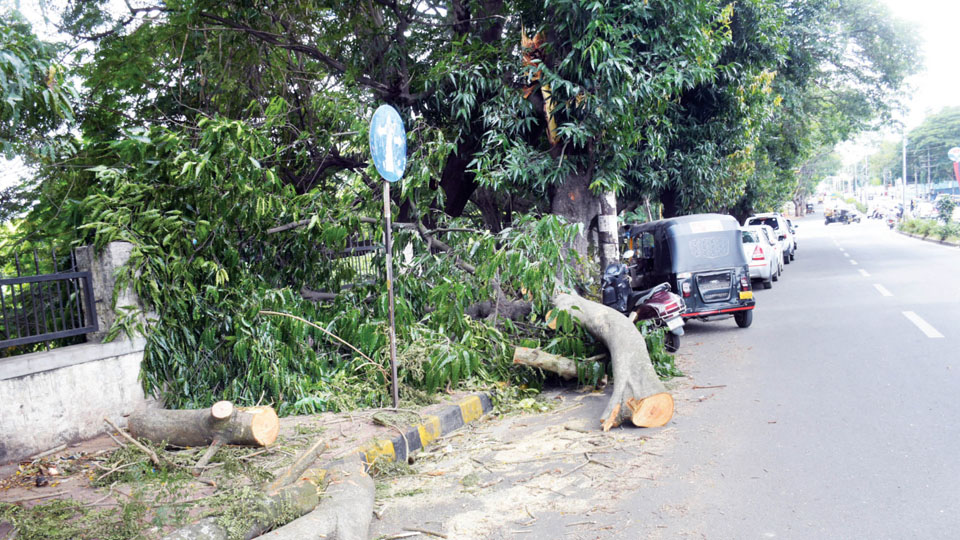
[0,242,151,464]
[0,338,146,463]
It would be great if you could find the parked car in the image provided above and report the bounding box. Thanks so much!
[741,225,782,289]
[785,218,799,252]
[744,213,795,263]
[625,214,755,328]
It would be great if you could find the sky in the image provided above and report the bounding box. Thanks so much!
[881,0,960,129]
[3,0,960,189]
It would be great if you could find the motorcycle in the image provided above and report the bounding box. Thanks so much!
[601,251,686,352]
[887,216,896,229]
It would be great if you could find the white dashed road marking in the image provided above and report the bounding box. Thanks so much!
[873,284,893,297]
[859,269,870,277]
[850,260,858,265]
[903,311,944,338]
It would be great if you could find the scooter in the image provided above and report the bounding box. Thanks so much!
[601,251,686,352]
[887,216,896,229]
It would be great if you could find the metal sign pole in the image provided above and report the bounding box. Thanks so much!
[369,103,406,409]
[383,181,399,408]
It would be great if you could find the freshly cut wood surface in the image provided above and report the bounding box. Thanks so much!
[626,393,674,428]
[552,290,674,430]
[128,402,279,447]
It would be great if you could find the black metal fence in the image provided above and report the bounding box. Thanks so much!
[318,228,384,290]
[0,248,98,356]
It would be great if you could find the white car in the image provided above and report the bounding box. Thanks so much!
[745,213,795,263]
[785,218,799,252]
[741,225,782,289]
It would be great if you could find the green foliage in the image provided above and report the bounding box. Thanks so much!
[0,10,77,160]
[0,0,920,413]
[935,223,960,242]
[639,321,684,379]
[936,197,955,224]
[55,113,587,410]
[735,0,920,218]
[916,219,937,238]
[0,498,149,540]
[900,217,960,242]
[899,218,920,234]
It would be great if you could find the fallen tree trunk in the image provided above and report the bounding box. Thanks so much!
[552,291,674,430]
[512,347,605,380]
[128,401,279,447]
[513,346,578,378]
[162,478,321,540]
[256,457,374,540]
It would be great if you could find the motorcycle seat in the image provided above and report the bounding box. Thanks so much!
[632,282,671,304]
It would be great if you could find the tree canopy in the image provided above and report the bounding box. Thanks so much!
[867,107,960,188]
[0,0,921,410]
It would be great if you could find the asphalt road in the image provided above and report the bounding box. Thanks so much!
[622,210,960,539]
[367,210,960,540]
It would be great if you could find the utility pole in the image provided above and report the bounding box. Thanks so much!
[902,133,907,208]
[864,154,869,205]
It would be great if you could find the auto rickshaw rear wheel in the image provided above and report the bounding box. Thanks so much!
[734,310,753,328]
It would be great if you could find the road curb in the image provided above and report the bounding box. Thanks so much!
[897,231,960,248]
[354,392,494,467]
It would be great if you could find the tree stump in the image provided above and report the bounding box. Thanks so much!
[257,458,374,540]
[128,401,279,447]
[161,478,321,540]
[552,291,674,430]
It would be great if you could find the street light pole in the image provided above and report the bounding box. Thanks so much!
[900,131,907,208]
[902,132,908,209]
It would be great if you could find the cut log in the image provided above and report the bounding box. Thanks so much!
[161,478,321,540]
[128,401,279,447]
[512,347,603,381]
[257,457,374,540]
[552,290,674,430]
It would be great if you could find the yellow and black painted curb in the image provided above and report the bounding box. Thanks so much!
[351,393,493,469]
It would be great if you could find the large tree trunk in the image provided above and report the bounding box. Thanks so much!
[550,171,601,262]
[128,401,279,447]
[597,190,619,272]
[439,145,480,217]
[552,291,674,430]
[660,186,681,219]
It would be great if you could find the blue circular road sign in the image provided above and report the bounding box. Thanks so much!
[369,105,407,183]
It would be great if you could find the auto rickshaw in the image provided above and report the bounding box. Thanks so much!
[624,214,755,328]
[824,207,859,225]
